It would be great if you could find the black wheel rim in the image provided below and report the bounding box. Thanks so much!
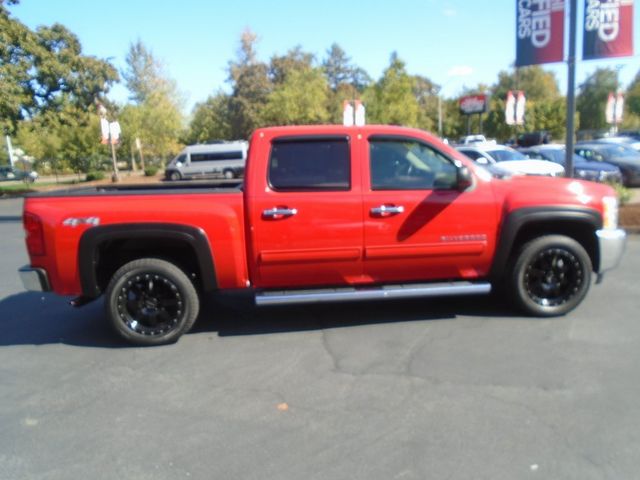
[524,247,584,307]
[117,273,184,336]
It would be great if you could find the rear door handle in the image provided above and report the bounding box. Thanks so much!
[371,205,405,217]
[262,207,298,219]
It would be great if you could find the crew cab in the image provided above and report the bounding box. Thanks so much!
[19,125,626,345]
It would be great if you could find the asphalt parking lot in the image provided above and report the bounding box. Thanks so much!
[1,197,639,480]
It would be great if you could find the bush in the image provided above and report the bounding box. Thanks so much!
[144,166,159,177]
[608,182,632,205]
[85,171,105,182]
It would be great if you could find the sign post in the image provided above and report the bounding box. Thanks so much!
[98,103,120,183]
[5,135,15,168]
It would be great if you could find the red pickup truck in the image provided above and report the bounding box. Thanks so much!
[19,125,626,345]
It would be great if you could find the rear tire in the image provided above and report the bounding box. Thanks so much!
[223,169,235,180]
[508,235,591,317]
[105,258,199,345]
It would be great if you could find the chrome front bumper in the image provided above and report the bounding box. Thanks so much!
[596,229,627,276]
[19,266,51,292]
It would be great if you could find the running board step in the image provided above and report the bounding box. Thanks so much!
[255,281,491,306]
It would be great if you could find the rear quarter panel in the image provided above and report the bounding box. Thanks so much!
[24,192,247,295]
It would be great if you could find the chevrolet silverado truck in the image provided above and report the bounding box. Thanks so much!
[19,125,626,345]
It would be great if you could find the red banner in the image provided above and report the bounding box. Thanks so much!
[583,0,634,59]
[516,0,566,66]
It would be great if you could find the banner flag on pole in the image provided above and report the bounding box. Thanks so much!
[516,0,566,66]
[515,91,527,125]
[100,118,110,144]
[505,91,516,125]
[583,0,634,60]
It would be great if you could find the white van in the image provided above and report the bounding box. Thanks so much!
[165,141,248,181]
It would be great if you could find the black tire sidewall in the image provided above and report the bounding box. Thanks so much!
[510,235,592,317]
[169,171,182,181]
[105,259,199,345]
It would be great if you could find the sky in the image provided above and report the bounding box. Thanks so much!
[11,0,640,113]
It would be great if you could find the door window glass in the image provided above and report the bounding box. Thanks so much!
[370,139,458,190]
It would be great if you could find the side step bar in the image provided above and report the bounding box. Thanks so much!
[255,281,491,306]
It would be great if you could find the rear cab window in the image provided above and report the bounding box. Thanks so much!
[268,137,351,191]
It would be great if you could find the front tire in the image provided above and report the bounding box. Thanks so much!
[508,235,592,317]
[105,258,200,345]
[168,170,182,181]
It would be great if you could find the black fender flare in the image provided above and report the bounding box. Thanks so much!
[78,223,217,297]
[489,206,602,280]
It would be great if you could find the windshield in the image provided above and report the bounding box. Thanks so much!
[487,149,528,162]
[597,144,639,159]
[539,149,584,165]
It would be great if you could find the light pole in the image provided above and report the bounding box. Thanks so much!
[436,68,472,139]
[437,89,443,138]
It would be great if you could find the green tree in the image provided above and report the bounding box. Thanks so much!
[576,67,618,131]
[321,44,372,124]
[484,66,563,141]
[0,1,117,134]
[412,75,438,132]
[624,70,640,129]
[227,29,271,139]
[269,46,314,84]
[364,53,419,127]
[15,105,106,173]
[184,92,232,143]
[492,66,561,102]
[263,67,330,125]
[323,43,353,91]
[119,40,184,163]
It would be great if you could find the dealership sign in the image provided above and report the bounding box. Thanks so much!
[583,0,634,59]
[516,0,566,66]
[459,95,489,115]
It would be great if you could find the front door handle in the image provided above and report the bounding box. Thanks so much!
[262,207,298,219]
[370,205,405,217]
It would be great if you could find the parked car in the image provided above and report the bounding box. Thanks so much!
[456,144,565,177]
[517,131,551,147]
[458,134,487,145]
[592,136,640,152]
[0,166,38,183]
[575,142,640,187]
[19,125,625,345]
[165,141,248,181]
[520,145,622,184]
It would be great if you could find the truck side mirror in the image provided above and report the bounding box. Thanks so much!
[457,166,473,191]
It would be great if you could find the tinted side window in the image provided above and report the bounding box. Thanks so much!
[370,139,458,190]
[191,151,243,162]
[269,139,350,191]
[459,149,483,160]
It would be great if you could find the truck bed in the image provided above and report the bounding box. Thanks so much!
[27,180,244,198]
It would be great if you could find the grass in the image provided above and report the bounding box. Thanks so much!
[0,179,82,195]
